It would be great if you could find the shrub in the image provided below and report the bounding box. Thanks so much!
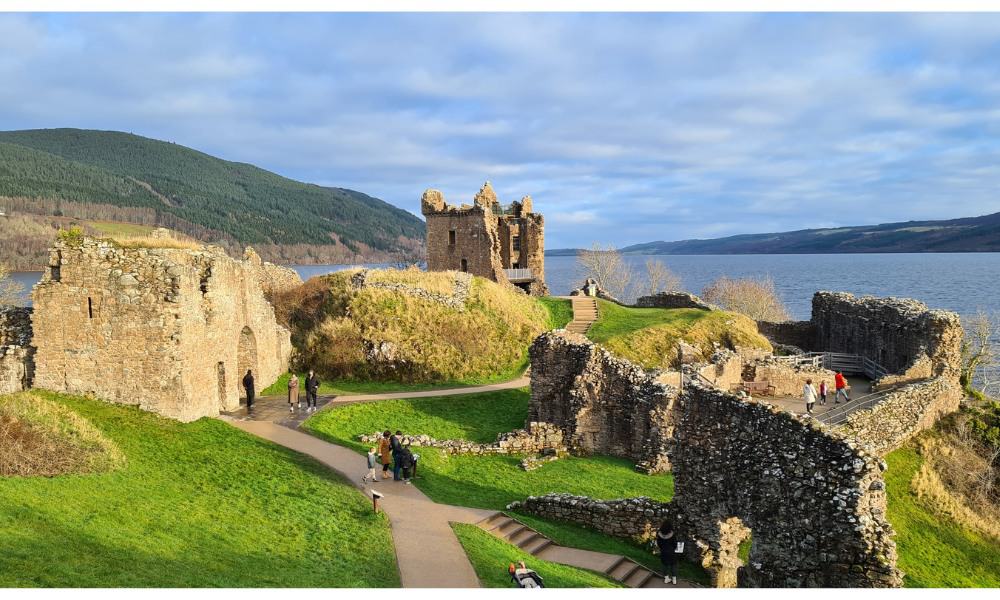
[701,275,790,322]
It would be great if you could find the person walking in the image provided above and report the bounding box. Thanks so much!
[399,443,415,484]
[362,447,378,485]
[305,369,320,412]
[242,369,255,412]
[803,378,818,415]
[656,520,679,585]
[287,371,299,413]
[390,430,404,481]
[819,380,828,406]
[834,371,850,404]
[378,431,393,481]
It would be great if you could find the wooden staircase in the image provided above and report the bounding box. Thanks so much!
[477,512,674,588]
[566,296,598,335]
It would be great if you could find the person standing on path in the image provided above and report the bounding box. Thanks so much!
[243,369,255,412]
[819,380,828,406]
[390,430,404,481]
[362,447,378,485]
[287,371,299,412]
[835,371,850,404]
[399,443,415,484]
[305,370,320,412]
[656,520,678,585]
[378,431,393,481]
[803,378,817,415]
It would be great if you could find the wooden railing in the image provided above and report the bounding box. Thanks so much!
[775,352,888,380]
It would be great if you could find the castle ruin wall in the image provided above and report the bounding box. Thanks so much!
[0,306,33,395]
[31,237,292,421]
[507,493,671,542]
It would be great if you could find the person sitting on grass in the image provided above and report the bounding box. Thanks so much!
[509,561,544,588]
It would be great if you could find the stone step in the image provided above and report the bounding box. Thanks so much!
[501,523,528,540]
[522,537,553,555]
[484,515,515,532]
[478,512,509,530]
[508,527,537,547]
[608,557,639,581]
[620,563,649,587]
[633,569,657,588]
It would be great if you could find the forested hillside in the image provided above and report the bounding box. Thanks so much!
[0,129,424,267]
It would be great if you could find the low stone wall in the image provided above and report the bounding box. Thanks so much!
[359,421,565,456]
[672,382,901,588]
[507,493,671,542]
[351,269,472,311]
[836,376,963,456]
[755,319,815,351]
[749,358,838,397]
[635,291,716,311]
[0,306,33,394]
[528,331,677,473]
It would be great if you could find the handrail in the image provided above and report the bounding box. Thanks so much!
[817,386,900,426]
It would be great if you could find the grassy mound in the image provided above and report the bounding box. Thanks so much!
[885,445,1000,587]
[538,297,573,329]
[586,300,772,369]
[303,388,673,510]
[0,392,398,587]
[0,392,124,477]
[275,268,551,385]
[452,523,623,588]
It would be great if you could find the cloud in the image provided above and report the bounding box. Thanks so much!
[0,13,999,248]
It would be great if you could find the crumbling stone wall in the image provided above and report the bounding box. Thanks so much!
[0,306,33,394]
[672,382,901,587]
[837,377,963,456]
[422,182,547,295]
[241,246,303,298]
[359,421,565,457]
[31,236,292,421]
[635,291,717,311]
[528,330,676,473]
[747,358,838,397]
[507,493,671,542]
[755,319,815,351]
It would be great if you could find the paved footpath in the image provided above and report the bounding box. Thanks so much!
[223,418,495,588]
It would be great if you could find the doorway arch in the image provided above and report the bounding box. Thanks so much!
[237,326,258,399]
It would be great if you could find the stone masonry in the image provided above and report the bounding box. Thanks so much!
[0,306,33,395]
[507,493,671,542]
[422,181,548,295]
[672,382,902,588]
[359,421,565,457]
[528,330,676,473]
[31,235,294,421]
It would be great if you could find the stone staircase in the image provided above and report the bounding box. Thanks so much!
[477,512,677,588]
[566,297,598,335]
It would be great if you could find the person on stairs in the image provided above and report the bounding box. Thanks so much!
[656,520,679,585]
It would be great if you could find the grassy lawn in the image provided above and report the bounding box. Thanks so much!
[512,513,710,585]
[261,370,526,397]
[538,296,573,330]
[885,446,1000,588]
[585,300,771,369]
[303,388,674,510]
[452,523,623,588]
[0,391,398,587]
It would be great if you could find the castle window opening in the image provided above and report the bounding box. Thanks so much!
[87,297,93,319]
[512,235,521,252]
[449,230,456,246]
[460,258,468,272]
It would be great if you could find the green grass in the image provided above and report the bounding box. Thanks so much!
[302,388,531,445]
[538,296,573,330]
[0,391,398,587]
[512,513,710,585]
[451,523,623,588]
[261,371,521,397]
[303,389,673,510]
[885,446,1000,588]
[585,300,771,369]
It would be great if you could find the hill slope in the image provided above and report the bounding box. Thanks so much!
[547,211,1000,256]
[0,128,424,260]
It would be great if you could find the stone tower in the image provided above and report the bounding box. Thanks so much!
[421,182,547,295]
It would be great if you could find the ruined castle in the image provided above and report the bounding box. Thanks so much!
[23,231,300,421]
[421,182,547,295]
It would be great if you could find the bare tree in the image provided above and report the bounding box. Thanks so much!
[576,243,635,302]
[645,259,682,296]
[962,310,1000,399]
[701,275,790,322]
[0,262,25,306]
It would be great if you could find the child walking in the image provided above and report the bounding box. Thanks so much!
[819,380,828,406]
[362,447,378,485]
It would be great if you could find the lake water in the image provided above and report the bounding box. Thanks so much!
[10,253,1000,320]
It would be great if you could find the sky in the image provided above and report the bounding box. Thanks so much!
[1,13,1000,248]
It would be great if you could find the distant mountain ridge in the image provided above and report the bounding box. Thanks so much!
[547,211,1000,256]
[0,128,424,262]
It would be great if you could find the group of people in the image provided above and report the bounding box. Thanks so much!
[363,430,419,485]
[802,370,852,415]
[286,369,321,413]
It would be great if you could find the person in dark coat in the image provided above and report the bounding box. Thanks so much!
[399,443,415,484]
[656,520,679,585]
[390,430,404,481]
[305,369,320,412]
[243,369,255,411]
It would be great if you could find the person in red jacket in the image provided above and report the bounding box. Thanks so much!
[834,371,850,403]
